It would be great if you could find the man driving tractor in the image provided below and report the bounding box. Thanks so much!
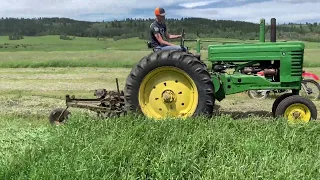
[149,7,186,51]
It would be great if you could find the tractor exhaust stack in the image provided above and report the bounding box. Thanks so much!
[260,18,265,42]
[270,18,276,42]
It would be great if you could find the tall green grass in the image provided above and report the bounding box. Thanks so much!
[0,114,49,172]
[2,113,320,179]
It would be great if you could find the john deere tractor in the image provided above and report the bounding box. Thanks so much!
[123,18,317,122]
[50,18,317,125]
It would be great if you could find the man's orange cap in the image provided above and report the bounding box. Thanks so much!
[155,7,166,16]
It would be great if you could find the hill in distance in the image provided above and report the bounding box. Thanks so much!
[0,17,319,42]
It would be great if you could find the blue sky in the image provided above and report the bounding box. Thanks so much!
[1,0,319,24]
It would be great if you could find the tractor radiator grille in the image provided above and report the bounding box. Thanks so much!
[290,50,303,76]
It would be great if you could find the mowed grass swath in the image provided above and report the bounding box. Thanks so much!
[0,50,150,68]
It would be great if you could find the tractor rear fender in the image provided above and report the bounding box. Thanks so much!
[302,71,319,81]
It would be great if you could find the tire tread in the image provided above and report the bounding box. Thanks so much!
[123,50,215,118]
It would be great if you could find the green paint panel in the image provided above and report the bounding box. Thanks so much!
[207,42,305,62]
[212,73,301,101]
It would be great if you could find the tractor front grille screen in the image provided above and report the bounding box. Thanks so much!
[290,50,303,77]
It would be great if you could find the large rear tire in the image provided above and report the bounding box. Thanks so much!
[124,50,215,119]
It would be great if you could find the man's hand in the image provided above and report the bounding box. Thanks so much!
[169,34,182,39]
[166,32,183,39]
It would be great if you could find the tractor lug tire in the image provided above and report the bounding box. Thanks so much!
[124,50,215,119]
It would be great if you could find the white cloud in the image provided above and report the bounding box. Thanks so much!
[179,0,222,8]
[172,0,320,23]
[0,0,319,23]
[275,0,320,3]
[0,0,197,19]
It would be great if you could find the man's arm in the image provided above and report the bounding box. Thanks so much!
[155,33,176,46]
[165,32,181,39]
[152,26,176,46]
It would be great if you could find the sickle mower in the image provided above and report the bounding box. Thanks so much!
[49,18,318,125]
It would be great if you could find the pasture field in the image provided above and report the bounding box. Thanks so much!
[1,35,320,179]
[0,35,319,68]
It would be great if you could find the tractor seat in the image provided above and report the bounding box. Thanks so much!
[146,41,160,52]
[146,41,153,49]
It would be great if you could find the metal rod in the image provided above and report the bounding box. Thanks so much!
[116,78,120,97]
[183,39,198,42]
[196,39,201,54]
[260,18,265,42]
[57,106,68,121]
[270,18,276,42]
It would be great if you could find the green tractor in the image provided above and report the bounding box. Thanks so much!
[49,18,317,125]
[123,18,317,122]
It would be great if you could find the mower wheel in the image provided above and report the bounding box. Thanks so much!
[272,93,294,117]
[124,50,215,119]
[274,95,317,122]
[300,79,320,101]
[49,108,71,125]
[247,90,269,99]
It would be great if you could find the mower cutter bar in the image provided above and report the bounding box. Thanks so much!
[64,88,126,116]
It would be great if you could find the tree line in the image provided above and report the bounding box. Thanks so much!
[0,17,319,42]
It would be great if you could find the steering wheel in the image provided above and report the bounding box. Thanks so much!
[180,29,185,48]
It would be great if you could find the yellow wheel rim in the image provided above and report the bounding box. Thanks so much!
[138,66,198,119]
[284,103,311,123]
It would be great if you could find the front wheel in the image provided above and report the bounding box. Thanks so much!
[272,92,294,117]
[124,50,215,119]
[274,95,317,123]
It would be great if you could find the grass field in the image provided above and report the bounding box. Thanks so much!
[0,35,320,68]
[1,35,320,178]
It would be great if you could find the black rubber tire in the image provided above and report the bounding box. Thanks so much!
[274,95,317,121]
[272,92,294,117]
[123,50,215,118]
[49,108,71,125]
[300,79,320,101]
